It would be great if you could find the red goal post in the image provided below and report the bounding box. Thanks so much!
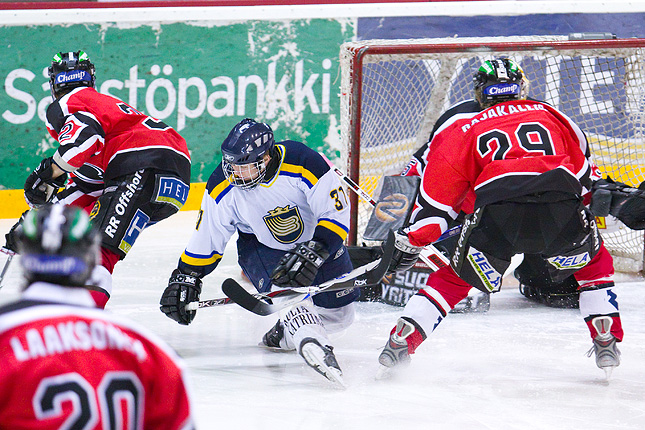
[339,35,645,272]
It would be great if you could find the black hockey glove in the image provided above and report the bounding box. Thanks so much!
[4,210,29,253]
[387,228,423,274]
[590,177,645,230]
[271,240,330,288]
[160,269,203,325]
[24,157,67,207]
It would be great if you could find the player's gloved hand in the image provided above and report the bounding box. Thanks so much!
[271,240,330,288]
[387,228,423,274]
[4,210,29,253]
[24,157,67,207]
[160,269,203,325]
[590,177,645,230]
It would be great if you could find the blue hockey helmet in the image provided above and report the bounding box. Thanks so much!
[18,205,100,287]
[221,118,275,190]
[473,58,528,108]
[48,51,96,100]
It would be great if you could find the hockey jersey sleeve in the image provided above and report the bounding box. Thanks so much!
[46,99,106,173]
[405,125,473,247]
[177,168,236,277]
[291,147,350,255]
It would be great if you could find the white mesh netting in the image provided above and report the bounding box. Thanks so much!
[340,36,645,271]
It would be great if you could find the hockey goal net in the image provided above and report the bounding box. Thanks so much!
[339,35,645,272]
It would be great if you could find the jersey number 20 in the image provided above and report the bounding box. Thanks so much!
[33,371,143,429]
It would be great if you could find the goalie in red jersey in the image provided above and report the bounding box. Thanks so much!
[20,51,191,308]
[0,205,194,429]
[378,59,623,378]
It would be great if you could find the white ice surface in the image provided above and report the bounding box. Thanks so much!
[1,212,644,430]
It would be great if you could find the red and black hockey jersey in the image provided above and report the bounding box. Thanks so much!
[0,283,194,430]
[407,99,593,247]
[46,87,191,183]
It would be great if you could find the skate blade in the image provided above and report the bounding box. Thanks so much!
[375,364,393,380]
[300,346,347,389]
[603,366,614,380]
[257,341,293,352]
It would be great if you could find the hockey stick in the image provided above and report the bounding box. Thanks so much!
[219,229,396,316]
[185,262,376,311]
[185,229,395,312]
[0,247,16,289]
[321,154,453,271]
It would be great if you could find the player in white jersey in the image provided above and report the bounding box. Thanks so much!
[160,118,357,386]
[0,204,194,429]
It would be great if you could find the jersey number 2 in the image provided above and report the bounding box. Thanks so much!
[477,122,554,160]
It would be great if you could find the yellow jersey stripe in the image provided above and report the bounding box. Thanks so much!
[318,219,348,241]
[180,251,222,267]
[281,163,319,188]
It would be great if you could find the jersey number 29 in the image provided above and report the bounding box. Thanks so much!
[477,122,555,161]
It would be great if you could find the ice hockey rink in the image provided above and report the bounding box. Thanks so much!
[1,211,644,430]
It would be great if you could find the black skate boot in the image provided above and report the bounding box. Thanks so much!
[261,319,286,349]
[299,337,346,388]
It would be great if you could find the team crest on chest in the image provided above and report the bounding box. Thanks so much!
[263,205,304,243]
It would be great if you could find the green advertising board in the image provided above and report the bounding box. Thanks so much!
[0,18,354,200]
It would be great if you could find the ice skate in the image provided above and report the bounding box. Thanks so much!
[376,318,415,379]
[586,316,620,379]
[261,319,287,350]
[299,338,346,388]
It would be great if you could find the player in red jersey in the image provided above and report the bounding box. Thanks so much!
[0,205,194,429]
[400,65,581,310]
[378,59,622,378]
[21,51,191,308]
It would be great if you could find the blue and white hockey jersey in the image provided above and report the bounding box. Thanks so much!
[178,140,350,278]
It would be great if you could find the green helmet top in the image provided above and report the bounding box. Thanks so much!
[48,50,96,100]
[473,58,528,108]
[18,205,100,287]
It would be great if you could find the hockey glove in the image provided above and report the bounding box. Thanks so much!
[160,269,203,325]
[387,228,423,274]
[590,177,645,230]
[271,240,330,288]
[24,157,67,207]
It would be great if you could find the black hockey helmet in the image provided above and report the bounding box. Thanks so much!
[473,58,528,108]
[221,118,275,190]
[48,50,96,100]
[18,205,100,287]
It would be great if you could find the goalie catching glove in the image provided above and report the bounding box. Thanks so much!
[387,228,423,274]
[160,269,203,325]
[24,157,68,207]
[590,177,645,230]
[271,240,330,288]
